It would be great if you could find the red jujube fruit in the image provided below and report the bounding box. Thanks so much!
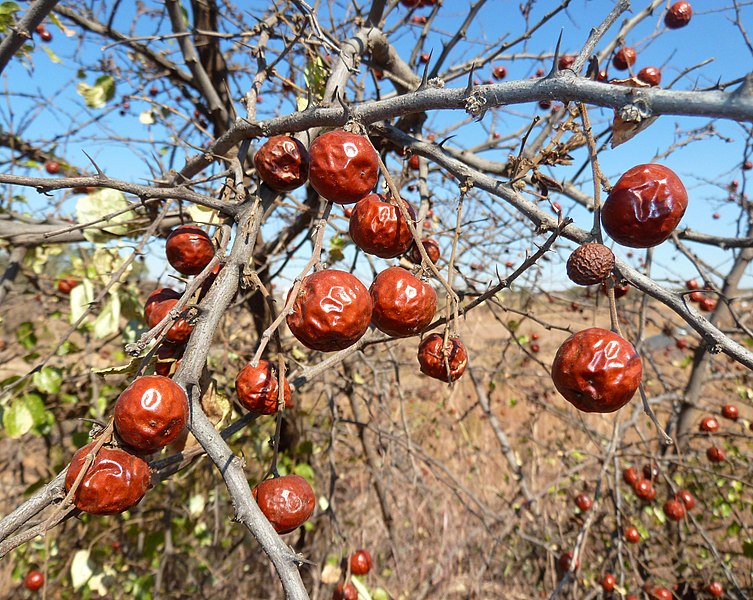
[417,334,468,382]
[252,474,315,534]
[370,267,436,337]
[350,548,373,575]
[165,225,215,275]
[235,359,293,414]
[349,194,416,258]
[254,135,310,192]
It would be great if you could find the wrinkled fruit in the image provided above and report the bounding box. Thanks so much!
[566,243,614,285]
[665,1,692,29]
[235,359,293,414]
[144,290,194,343]
[349,194,416,258]
[155,341,185,377]
[165,225,215,276]
[612,47,637,71]
[254,135,310,192]
[350,548,373,575]
[417,334,468,382]
[637,66,662,86]
[370,267,437,337]
[408,238,441,264]
[252,474,315,534]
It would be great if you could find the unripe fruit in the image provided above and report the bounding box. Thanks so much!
[699,416,719,432]
[235,359,292,414]
[65,443,150,515]
[254,135,310,192]
[623,467,639,486]
[308,130,379,204]
[676,489,695,510]
[113,375,189,452]
[551,328,643,413]
[24,570,44,591]
[417,334,468,382]
[566,243,614,285]
[333,582,358,600]
[624,525,640,543]
[602,573,616,592]
[665,2,693,29]
[408,238,441,264]
[286,270,372,352]
[165,225,215,276]
[721,404,739,421]
[706,446,725,463]
[252,474,315,534]
[613,47,637,71]
[349,194,416,258]
[370,267,437,337]
[663,498,686,521]
[602,164,688,248]
[574,493,592,512]
[637,66,662,86]
[350,548,373,575]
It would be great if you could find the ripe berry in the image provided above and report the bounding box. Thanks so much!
[602,573,616,592]
[40,29,52,42]
[699,297,717,312]
[144,288,194,343]
[530,343,540,353]
[558,55,576,70]
[634,479,656,502]
[651,588,673,600]
[370,267,437,337]
[286,270,372,352]
[699,416,720,432]
[45,161,61,174]
[706,581,724,598]
[686,278,700,290]
[706,446,725,463]
[350,548,373,575]
[663,498,686,521]
[566,243,615,285]
[613,47,637,71]
[551,328,643,413]
[408,238,441,264]
[56,277,78,294]
[419,53,430,64]
[254,135,310,192]
[308,130,379,205]
[252,474,315,534]
[165,225,215,276]
[333,582,358,600]
[113,375,189,452]
[349,194,416,258]
[665,2,693,29]
[676,489,695,510]
[602,164,687,248]
[642,462,660,481]
[34,24,46,34]
[235,360,292,415]
[65,443,150,515]
[574,493,592,512]
[623,467,639,486]
[492,65,507,80]
[624,525,641,543]
[637,66,662,86]
[721,404,739,421]
[24,570,44,591]
[557,551,580,574]
[417,334,468,382]
[744,160,753,171]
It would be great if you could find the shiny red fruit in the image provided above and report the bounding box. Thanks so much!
[34,24,46,34]
[24,570,44,591]
[574,493,592,512]
[419,53,430,64]
[235,359,293,414]
[623,467,639,486]
[665,2,693,29]
[370,267,437,337]
[721,404,739,421]
[613,47,637,71]
[349,194,416,258]
[634,479,656,502]
[492,65,507,80]
[40,29,52,42]
[165,225,215,276]
[637,66,661,86]
[254,135,310,192]
[551,328,643,413]
[333,582,358,600]
[56,277,79,294]
[602,573,616,592]
[602,164,688,248]
[350,548,373,575]
[624,525,641,543]
[252,474,315,534]
[699,416,720,432]
[558,55,575,70]
[676,489,695,510]
[663,498,686,521]
[408,238,441,264]
[642,462,660,481]
[706,581,724,597]
[706,446,725,463]
[45,161,61,174]
[651,588,673,600]
[65,443,150,515]
[686,278,700,290]
[308,130,379,205]
[417,334,468,382]
[286,270,372,352]
[689,291,705,302]
[699,297,717,312]
[114,375,189,452]
[144,288,194,343]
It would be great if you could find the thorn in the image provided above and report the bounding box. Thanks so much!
[416,49,433,92]
[464,62,476,96]
[335,90,350,120]
[546,30,565,78]
[437,135,456,149]
[586,56,599,80]
[303,84,315,112]
[82,150,104,177]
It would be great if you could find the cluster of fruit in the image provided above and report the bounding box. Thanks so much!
[685,278,718,313]
[332,549,373,599]
[34,23,52,42]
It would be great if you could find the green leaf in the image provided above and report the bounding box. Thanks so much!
[743,540,753,558]
[293,463,315,485]
[76,188,137,242]
[3,398,33,437]
[70,549,93,590]
[15,321,36,350]
[91,357,141,377]
[33,367,62,394]
[351,577,372,600]
[0,2,20,15]
[41,45,61,64]
[75,75,115,109]
[92,291,120,339]
[303,56,327,101]
[727,521,742,537]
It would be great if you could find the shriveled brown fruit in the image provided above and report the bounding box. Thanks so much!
[349,194,416,258]
[665,1,692,29]
[370,267,437,337]
[566,243,615,285]
[165,225,215,275]
[145,294,194,343]
[254,135,310,192]
[551,328,643,412]
[252,474,315,534]
[417,333,468,382]
[613,46,637,71]
[408,238,441,264]
[144,287,181,324]
[350,549,373,575]
[637,66,662,86]
[114,375,189,452]
[235,359,293,414]
[286,270,372,352]
[65,443,151,515]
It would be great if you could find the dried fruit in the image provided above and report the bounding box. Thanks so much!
[254,135,310,192]
[252,474,315,534]
[235,359,292,414]
[566,243,614,285]
[333,582,358,600]
[65,443,150,515]
[676,489,695,510]
[602,164,688,248]
[492,65,507,80]
[574,493,592,512]
[408,238,441,264]
[114,375,189,452]
[623,467,639,486]
[370,267,436,337]
[665,2,693,29]
[663,498,686,521]
[349,194,416,258]
[551,328,643,413]
[642,462,660,481]
[613,47,637,71]
[45,161,60,174]
[634,479,656,502]
[286,270,372,352]
[557,551,580,574]
[165,225,215,275]
[706,446,725,463]
[154,341,185,377]
[637,66,662,86]
[721,404,739,421]
[350,548,373,575]
[558,55,576,70]
[417,333,468,382]
[699,416,719,432]
[308,130,379,204]
[144,288,194,343]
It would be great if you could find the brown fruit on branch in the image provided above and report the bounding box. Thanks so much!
[612,47,637,71]
[56,277,79,295]
[408,238,441,264]
[634,479,656,502]
[254,135,310,192]
[602,164,688,248]
[252,474,315,534]
[417,334,468,382]
[65,443,150,515]
[165,225,215,275]
[145,287,181,323]
[551,328,643,413]
[350,548,373,575]
[558,55,575,70]
[286,270,372,352]
[706,446,725,463]
[566,243,614,285]
[24,570,44,591]
[556,551,580,574]
[308,130,379,204]
[602,573,616,592]
[699,416,719,432]
[574,493,592,512]
[637,66,662,86]
[676,489,695,510]
[333,582,358,600]
[721,404,739,421]
[663,498,686,521]
[622,467,639,486]
[370,267,437,337]
[665,2,693,29]
[113,375,189,452]
[349,194,416,258]
[623,525,640,543]
[154,341,185,377]
[45,160,61,174]
[235,359,293,414]
[144,288,194,343]
[492,65,507,80]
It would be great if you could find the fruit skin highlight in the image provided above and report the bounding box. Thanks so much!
[370,267,437,337]
[254,135,310,192]
[235,359,293,414]
[252,475,315,534]
[417,334,468,382]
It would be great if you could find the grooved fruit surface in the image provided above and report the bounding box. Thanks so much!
[417,334,468,382]
[254,135,310,192]
[566,243,614,285]
[602,164,688,248]
[144,288,181,324]
[286,270,372,352]
[252,474,315,534]
[370,267,437,337]
[409,238,441,264]
[235,360,293,414]
[665,1,692,29]
[114,375,188,452]
[145,295,194,343]
[613,46,637,70]
[308,130,378,204]
[637,66,662,86]
[65,443,150,515]
[165,225,215,275]
[551,327,643,413]
[349,194,416,258]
